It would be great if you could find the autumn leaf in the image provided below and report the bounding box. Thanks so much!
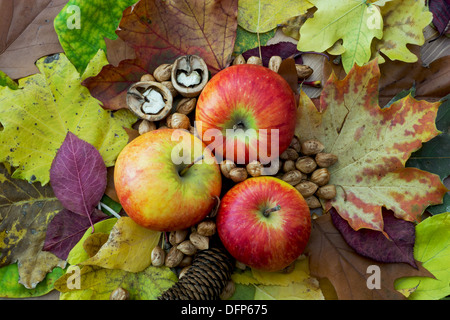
[0,263,65,298]
[429,0,450,36]
[296,59,448,233]
[331,208,417,268]
[0,0,67,79]
[233,26,276,57]
[43,209,108,260]
[305,214,433,300]
[373,0,433,64]
[49,132,108,232]
[83,0,238,110]
[55,264,177,300]
[54,0,137,74]
[0,163,65,289]
[80,217,162,272]
[298,0,383,73]
[0,51,137,185]
[238,0,314,33]
[394,212,450,300]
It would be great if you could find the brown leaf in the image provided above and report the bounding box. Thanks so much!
[0,0,68,79]
[83,0,239,110]
[305,214,434,300]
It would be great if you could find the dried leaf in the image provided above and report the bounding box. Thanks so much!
[43,208,108,260]
[429,0,450,35]
[80,217,161,272]
[83,0,238,110]
[373,0,433,64]
[55,264,177,300]
[0,163,65,289]
[254,278,324,300]
[50,132,107,225]
[331,208,417,268]
[0,263,65,298]
[0,0,67,79]
[296,60,447,232]
[0,51,137,185]
[305,214,433,300]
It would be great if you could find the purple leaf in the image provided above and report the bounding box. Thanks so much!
[43,209,108,260]
[330,208,418,269]
[429,0,450,36]
[242,42,304,66]
[50,132,107,229]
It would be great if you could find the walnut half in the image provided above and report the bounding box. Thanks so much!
[171,55,209,97]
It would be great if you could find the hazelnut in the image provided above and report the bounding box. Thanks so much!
[289,136,302,153]
[301,139,324,155]
[229,167,248,183]
[304,195,321,209]
[282,160,296,173]
[247,56,262,65]
[109,287,129,300]
[316,184,337,200]
[246,160,263,177]
[189,232,209,250]
[153,63,172,82]
[220,160,237,179]
[161,80,178,97]
[268,55,282,72]
[151,245,165,267]
[315,153,338,168]
[281,170,304,186]
[175,97,197,115]
[166,112,190,130]
[179,266,191,279]
[165,246,184,268]
[295,64,313,79]
[178,255,193,268]
[140,73,155,82]
[138,120,156,135]
[295,156,317,174]
[295,181,318,198]
[310,168,330,186]
[197,220,216,237]
[280,147,299,161]
[220,280,236,300]
[169,229,189,245]
[177,240,197,256]
[232,54,246,65]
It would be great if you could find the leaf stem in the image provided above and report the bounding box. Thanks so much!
[99,201,122,219]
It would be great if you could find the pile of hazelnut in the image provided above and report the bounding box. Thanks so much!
[127,55,208,136]
[220,136,338,209]
[150,219,217,276]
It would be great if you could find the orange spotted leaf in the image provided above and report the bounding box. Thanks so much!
[296,60,448,233]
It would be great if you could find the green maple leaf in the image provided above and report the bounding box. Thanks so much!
[0,51,137,185]
[54,0,137,74]
[298,0,384,73]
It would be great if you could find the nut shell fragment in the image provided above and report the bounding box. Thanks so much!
[127,81,173,121]
[171,55,209,97]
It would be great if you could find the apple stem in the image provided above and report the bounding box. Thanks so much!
[263,204,281,217]
[179,155,204,176]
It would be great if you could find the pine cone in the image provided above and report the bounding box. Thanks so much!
[158,248,234,300]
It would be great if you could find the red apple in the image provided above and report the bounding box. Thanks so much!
[216,176,311,272]
[195,64,296,165]
[114,129,221,231]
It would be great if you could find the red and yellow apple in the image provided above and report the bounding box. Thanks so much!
[216,176,311,272]
[114,129,221,231]
[195,64,297,165]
